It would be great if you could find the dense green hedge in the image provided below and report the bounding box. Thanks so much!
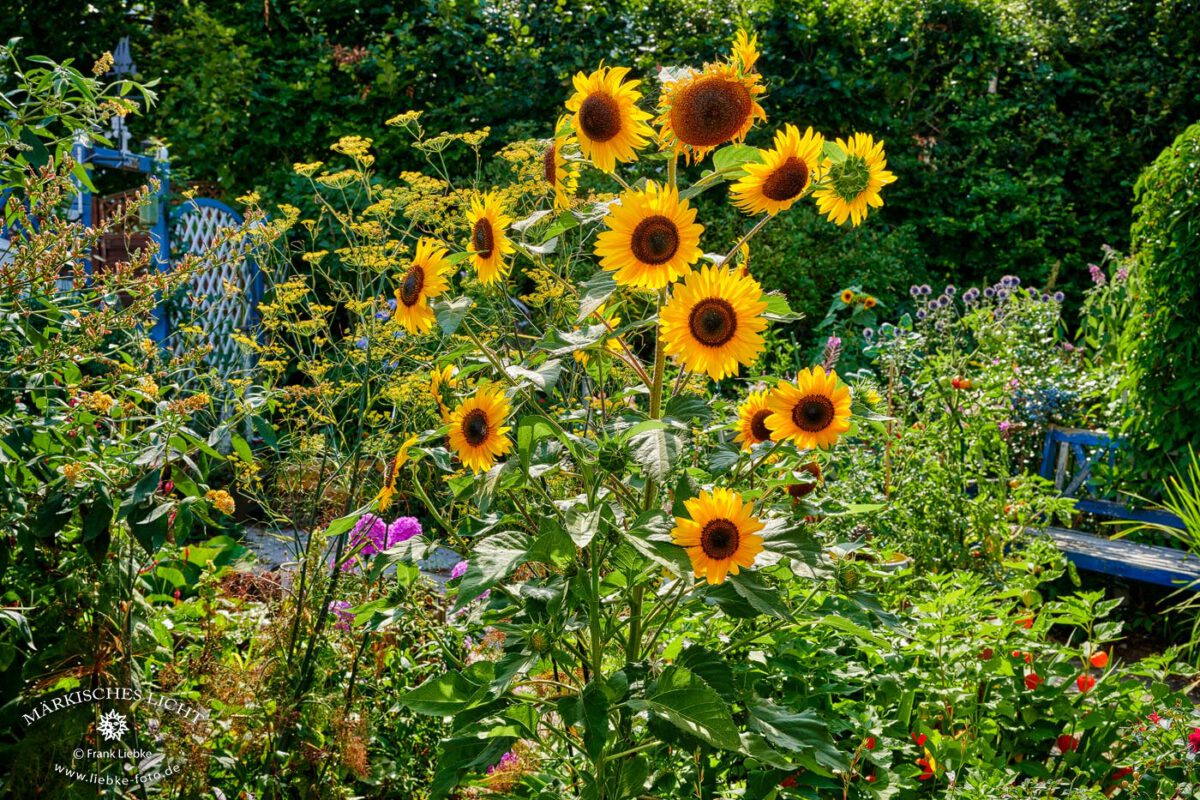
[1121,121,1200,484]
[7,0,1200,329]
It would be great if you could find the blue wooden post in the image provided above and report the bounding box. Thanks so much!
[71,136,94,277]
[150,150,171,343]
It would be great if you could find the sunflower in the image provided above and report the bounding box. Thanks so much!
[393,238,451,333]
[657,61,766,163]
[565,66,654,173]
[660,265,767,380]
[466,191,515,285]
[430,364,459,420]
[447,386,513,473]
[863,296,877,309]
[731,28,760,74]
[376,434,418,511]
[730,124,823,216]
[765,366,853,450]
[545,116,579,210]
[734,390,773,450]
[840,289,855,304]
[813,133,897,226]
[595,181,704,289]
[671,487,765,584]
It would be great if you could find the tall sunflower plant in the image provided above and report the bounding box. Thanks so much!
[326,30,896,797]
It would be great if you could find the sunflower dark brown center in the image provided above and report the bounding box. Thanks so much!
[472,219,495,259]
[630,215,680,265]
[399,265,425,307]
[543,145,557,185]
[761,157,809,202]
[670,76,753,148]
[792,394,836,433]
[462,409,490,446]
[700,518,740,559]
[688,298,737,347]
[749,409,772,441]
[579,93,622,143]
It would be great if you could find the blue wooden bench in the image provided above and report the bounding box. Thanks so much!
[1034,426,1200,590]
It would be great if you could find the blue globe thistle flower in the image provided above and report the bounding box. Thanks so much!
[984,287,996,298]
[1053,291,1065,302]
[945,285,957,295]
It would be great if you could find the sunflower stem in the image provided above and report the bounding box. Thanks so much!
[721,213,772,266]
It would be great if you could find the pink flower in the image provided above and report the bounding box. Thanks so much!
[1188,728,1200,754]
[329,600,354,631]
[387,516,422,545]
[450,560,469,580]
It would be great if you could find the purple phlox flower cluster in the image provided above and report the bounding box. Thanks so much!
[487,750,520,775]
[1088,264,1106,286]
[329,600,354,631]
[342,514,424,570]
[1115,268,1128,282]
[450,559,469,580]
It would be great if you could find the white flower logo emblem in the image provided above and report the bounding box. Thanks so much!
[97,709,128,741]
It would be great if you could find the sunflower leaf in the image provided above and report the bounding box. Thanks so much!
[630,665,740,751]
[630,426,686,482]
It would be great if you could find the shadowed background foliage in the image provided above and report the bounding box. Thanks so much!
[4,0,1199,328]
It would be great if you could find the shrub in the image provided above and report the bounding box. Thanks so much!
[1121,121,1200,490]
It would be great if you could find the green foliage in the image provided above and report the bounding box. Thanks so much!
[1121,121,1200,488]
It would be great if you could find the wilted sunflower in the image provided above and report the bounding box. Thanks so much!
[544,116,579,210]
[734,390,773,450]
[447,386,513,473]
[765,366,853,450]
[595,181,703,289]
[565,66,654,173]
[730,124,824,216]
[813,133,896,226]
[660,264,767,380]
[376,434,418,511]
[393,237,451,333]
[657,60,766,163]
[672,487,765,584]
[466,191,514,285]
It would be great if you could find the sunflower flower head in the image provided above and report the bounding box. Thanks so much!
[813,133,896,226]
[595,181,704,289]
[447,386,514,473]
[734,390,773,450]
[466,191,515,285]
[377,434,419,511]
[731,28,761,74]
[545,116,580,210]
[566,66,655,173]
[657,58,767,164]
[731,124,824,216]
[766,366,853,450]
[672,487,765,584]
[393,237,451,334]
[660,264,768,380]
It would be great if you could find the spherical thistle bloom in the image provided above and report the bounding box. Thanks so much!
[565,65,654,172]
[813,133,896,226]
[465,191,515,285]
[595,181,703,289]
[660,264,768,380]
[671,487,765,584]
[450,560,469,580]
[1053,291,1065,302]
[910,285,921,297]
[916,309,927,320]
[840,289,855,304]
[920,284,932,296]
[544,116,580,210]
[730,124,823,215]
[766,366,853,450]
[983,287,995,298]
[447,386,513,473]
[944,285,957,295]
[863,327,874,339]
[657,61,767,164]
[734,390,773,450]
[393,237,451,333]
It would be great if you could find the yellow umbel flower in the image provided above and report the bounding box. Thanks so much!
[731,28,760,74]
[660,265,768,380]
[657,61,766,164]
[545,116,580,210]
[671,487,765,585]
[813,133,897,226]
[766,366,853,450]
[734,390,773,451]
[595,181,703,289]
[447,386,513,473]
[377,434,418,512]
[565,66,654,173]
[730,124,824,216]
[393,237,451,334]
[465,191,514,285]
